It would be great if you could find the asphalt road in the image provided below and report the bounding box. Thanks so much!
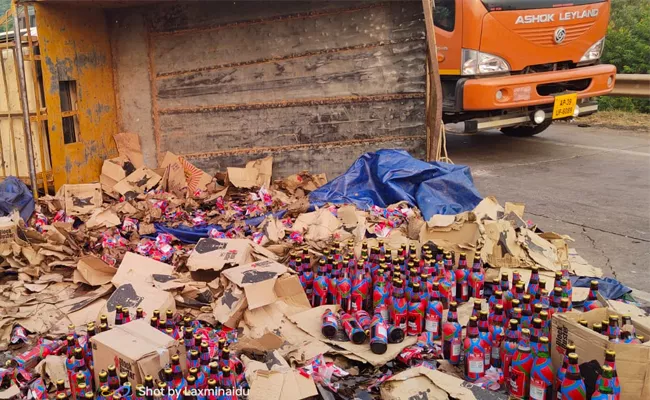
[445,122,650,292]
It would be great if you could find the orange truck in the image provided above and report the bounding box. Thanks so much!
[434,0,616,135]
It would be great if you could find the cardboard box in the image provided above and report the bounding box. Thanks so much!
[551,308,650,399]
[61,183,103,215]
[0,214,17,245]
[222,259,288,310]
[186,238,253,273]
[100,282,176,327]
[113,167,162,196]
[112,252,174,287]
[90,320,186,387]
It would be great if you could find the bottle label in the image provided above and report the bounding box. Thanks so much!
[530,379,546,400]
[462,285,468,297]
[492,346,500,360]
[484,349,491,366]
[451,286,457,298]
[468,353,484,373]
[508,368,526,397]
[452,341,461,357]
[425,318,439,333]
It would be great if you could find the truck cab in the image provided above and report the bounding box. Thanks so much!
[435,0,616,135]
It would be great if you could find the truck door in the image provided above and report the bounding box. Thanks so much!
[434,0,462,76]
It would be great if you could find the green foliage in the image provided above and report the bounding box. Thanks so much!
[600,0,650,113]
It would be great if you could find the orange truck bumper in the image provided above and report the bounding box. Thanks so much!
[462,64,617,111]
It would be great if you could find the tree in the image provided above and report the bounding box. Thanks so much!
[600,0,650,113]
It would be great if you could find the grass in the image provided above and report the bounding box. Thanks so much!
[574,110,650,131]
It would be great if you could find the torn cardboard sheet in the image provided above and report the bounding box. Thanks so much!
[113,132,144,168]
[292,209,342,243]
[419,222,480,261]
[113,167,162,195]
[504,202,525,218]
[568,248,604,277]
[222,259,288,310]
[472,196,503,222]
[227,157,273,189]
[248,368,318,400]
[35,355,67,387]
[74,256,116,286]
[160,152,188,194]
[380,366,476,400]
[61,184,103,215]
[186,238,254,273]
[112,252,174,287]
[101,282,175,325]
[212,283,248,328]
[288,305,417,366]
[0,214,18,245]
[85,208,120,229]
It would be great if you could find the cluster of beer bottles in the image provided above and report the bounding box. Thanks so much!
[577,313,645,344]
[307,241,486,354]
[58,308,244,400]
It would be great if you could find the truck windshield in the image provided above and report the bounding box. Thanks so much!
[481,0,605,11]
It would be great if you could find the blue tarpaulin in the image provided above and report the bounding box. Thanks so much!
[0,176,34,222]
[309,149,482,220]
[152,210,287,244]
[570,276,631,301]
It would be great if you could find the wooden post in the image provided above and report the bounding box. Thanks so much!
[421,0,444,162]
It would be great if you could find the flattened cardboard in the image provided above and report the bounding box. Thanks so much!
[419,222,480,262]
[568,248,603,278]
[112,252,173,287]
[113,167,162,195]
[227,157,273,189]
[0,215,17,245]
[91,320,186,387]
[213,284,248,328]
[380,366,476,400]
[288,305,418,366]
[248,369,317,400]
[113,132,144,168]
[160,152,187,194]
[100,282,175,329]
[75,256,116,286]
[85,208,120,229]
[186,238,253,273]
[222,259,288,310]
[62,184,102,215]
[551,308,650,399]
[504,202,525,218]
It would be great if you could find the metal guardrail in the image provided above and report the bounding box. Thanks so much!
[610,74,650,98]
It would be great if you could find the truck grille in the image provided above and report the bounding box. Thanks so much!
[513,21,595,46]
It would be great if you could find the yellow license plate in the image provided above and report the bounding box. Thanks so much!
[552,93,578,119]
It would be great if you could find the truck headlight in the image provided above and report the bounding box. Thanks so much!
[580,38,605,62]
[462,49,510,76]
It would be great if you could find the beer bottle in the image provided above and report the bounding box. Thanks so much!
[220,347,231,371]
[312,260,329,307]
[607,316,621,342]
[555,343,576,394]
[478,310,492,368]
[373,270,389,320]
[135,384,146,400]
[369,313,388,355]
[391,279,408,332]
[200,341,211,376]
[354,310,372,335]
[592,365,615,400]
[521,294,533,329]
[84,390,95,400]
[171,354,186,389]
[464,317,486,381]
[471,299,482,319]
[114,305,123,326]
[604,350,621,397]
[220,366,236,389]
[468,255,485,299]
[107,365,119,390]
[97,371,108,395]
[559,353,586,400]
[455,252,469,303]
[425,282,444,339]
[559,279,572,310]
[150,317,159,330]
[135,308,144,320]
[531,318,543,356]
[406,283,424,336]
[56,379,67,397]
[189,349,200,370]
[501,319,520,387]
[500,272,510,293]
[321,308,339,339]
[337,268,352,312]
[553,271,563,290]
[163,367,173,390]
[122,308,131,324]
[442,302,462,365]
[439,252,456,303]
[339,309,366,344]
[489,304,505,368]
[529,336,553,400]
[621,314,636,337]
[583,281,601,311]
[508,328,533,399]
[592,322,603,335]
[489,288,504,314]
[528,266,540,297]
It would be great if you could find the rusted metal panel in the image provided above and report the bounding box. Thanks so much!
[155,40,426,109]
[159,98,426,154]
[140,1,429,176]
[187,137,426,179]
[147,1,377,34]
[34,3,118,188]
[152,3,425,77]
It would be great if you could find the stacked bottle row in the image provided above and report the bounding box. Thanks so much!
[577,314,645,344]
[59,308,244,400]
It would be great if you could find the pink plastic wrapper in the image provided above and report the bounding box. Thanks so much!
[156,233,174,246]
[101,229,128,249]
[289,231,304,244]
[33,213,48,232]
[299,355,347,393]
[474,366,503,390]
[14,338,63,369]
[136,239,155,255]
[10,325,28,344]
[257,187,273,207]
[101,253,118,266]
[192,214,206,227]
[281,217,293,228]
[215,197,226,211]
[367,370,394,391]
[373,222,392,238]
[208,228,226,239]
[251,232,266,245]
[121,216,138,233]
[151,199,168,212]
[396,346,423,365]
[29,376,47,399]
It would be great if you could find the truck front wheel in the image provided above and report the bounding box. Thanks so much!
[501,120,552,137]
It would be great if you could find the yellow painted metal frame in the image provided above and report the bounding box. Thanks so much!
[33,2,117,189]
